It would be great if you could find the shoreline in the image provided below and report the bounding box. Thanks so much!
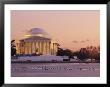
[11,61,100,63]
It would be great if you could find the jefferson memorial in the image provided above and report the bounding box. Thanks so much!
[16,28,59,55]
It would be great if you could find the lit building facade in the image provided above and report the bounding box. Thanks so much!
[16,28,59,55]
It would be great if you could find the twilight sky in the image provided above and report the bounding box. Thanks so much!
[11,10,100,51]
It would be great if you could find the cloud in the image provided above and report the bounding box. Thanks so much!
[80,41,85,43]
[86,39,90,42]
[81,39,90,43]
[73,39,90,43]
[72,40,78,43]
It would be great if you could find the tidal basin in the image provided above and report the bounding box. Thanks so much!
[11,63,100,77]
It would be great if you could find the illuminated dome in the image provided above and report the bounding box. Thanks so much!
[17,28,59,55]
[25,28,50,38]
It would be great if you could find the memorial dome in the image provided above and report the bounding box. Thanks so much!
[25,28,50,38]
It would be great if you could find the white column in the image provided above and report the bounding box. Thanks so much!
[25,43,27,54]
[40,41,42,54]
[54,43,57,55]
[27,42,28,54]
[52,43,54,55]
[34,41,36,53]
[20,42,22,53]
[49,42,51,55]
[28,42,30,54]
[43,41,46,54]
[30,42,32,54]
[38,41,40,54]
[42,41,44,54]
[36,42,38,53]
[46,42,49,54]
[32,42,35,54]
[45,42,47,54]
[23,43,25,54]
[41,41,43,54]
[39,41,41,54]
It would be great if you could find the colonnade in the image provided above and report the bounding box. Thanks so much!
[16,41,58,55]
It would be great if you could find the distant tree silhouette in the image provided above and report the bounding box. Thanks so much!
[11,40,16,56]
[72,51,79,56]
[56,47,64,56]
[57,47,73,58]
[76,46,100,62]
[77,48,89,60]
[57,46,100,62]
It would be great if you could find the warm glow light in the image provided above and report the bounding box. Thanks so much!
[25,34,44,37]
[25,34,31,37]
[36,34,43,37]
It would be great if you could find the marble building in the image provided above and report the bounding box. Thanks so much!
[16,28,59,55]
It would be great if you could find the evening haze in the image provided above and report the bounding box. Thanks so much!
[11,10,100,51]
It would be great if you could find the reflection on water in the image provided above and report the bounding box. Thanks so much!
[11,63,100,77]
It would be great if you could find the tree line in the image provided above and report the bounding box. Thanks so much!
[57,46,100,61]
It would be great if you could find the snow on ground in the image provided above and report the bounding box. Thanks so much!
[12,55,69,62]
